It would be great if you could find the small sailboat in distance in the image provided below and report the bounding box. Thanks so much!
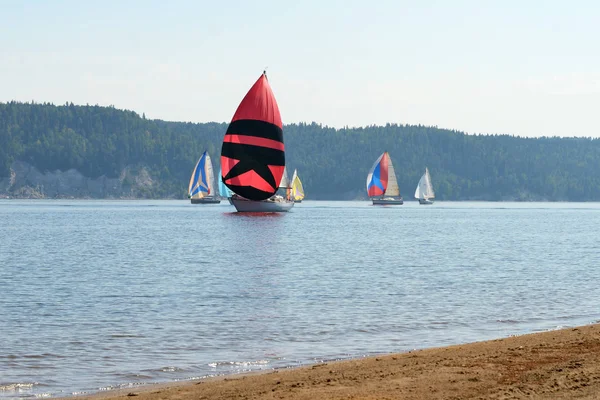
[291,169,305,203]
[415,167,435,205]
[366,151,403,205]
[188,151,221,204]
[220,71,294,212]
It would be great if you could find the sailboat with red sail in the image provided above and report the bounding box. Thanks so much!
[220,71,294,212]
[366,151,404,205]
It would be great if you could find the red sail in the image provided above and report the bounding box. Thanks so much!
[221,73,285,201]
[230,74,282,129]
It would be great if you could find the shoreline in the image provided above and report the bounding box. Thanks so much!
[66,323,600,400]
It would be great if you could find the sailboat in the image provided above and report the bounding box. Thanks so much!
[188,151,221,204]
[291,169,305,203]
[415,167,435,205]
[366,151,403,205]
[218,167,234,204]
[220,71,294,213]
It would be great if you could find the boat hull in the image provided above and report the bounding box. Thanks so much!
[231,197,294,212]
[190,197,221,204]
[372,198,404,205]
[419,198,434,205]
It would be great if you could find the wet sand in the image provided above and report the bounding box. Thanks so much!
[74,324,600,400]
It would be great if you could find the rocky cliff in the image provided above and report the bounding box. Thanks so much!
[0,161,161,199]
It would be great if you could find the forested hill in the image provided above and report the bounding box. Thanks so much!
[1,101,600,200]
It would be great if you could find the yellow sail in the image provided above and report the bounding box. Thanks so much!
[291,169,305,201]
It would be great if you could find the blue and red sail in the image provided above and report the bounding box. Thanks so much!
[220,72,285,201]
[366,152,390,197]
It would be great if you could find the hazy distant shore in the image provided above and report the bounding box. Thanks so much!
[67,324,600,400]
[0,160,574,202]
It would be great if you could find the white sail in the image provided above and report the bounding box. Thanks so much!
[414,179,422,199]
[415,167,435,199]
[279,166,290,188]
[206,154,215,196]
[425,168,435,198]
[385,156,400,197]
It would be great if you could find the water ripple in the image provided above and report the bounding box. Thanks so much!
[1,200,599,399]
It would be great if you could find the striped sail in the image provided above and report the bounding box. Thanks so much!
[291,169,305,201]
[366,152,400,198]
[220,72,285,201]
[188,151,214,199]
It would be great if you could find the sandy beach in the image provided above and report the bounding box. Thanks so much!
[72,323,600,400]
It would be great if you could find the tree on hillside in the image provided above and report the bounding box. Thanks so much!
[1,102,600,200]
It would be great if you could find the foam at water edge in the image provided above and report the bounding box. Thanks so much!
[208,360,270,368]
[0,383,36,391]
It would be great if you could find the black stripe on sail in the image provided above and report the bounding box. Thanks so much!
[226,119,284,142]
[221,143,285,168]
[221,143,285,196]
[221,119,286,201]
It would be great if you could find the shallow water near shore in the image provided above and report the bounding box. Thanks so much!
[1,200,599,399]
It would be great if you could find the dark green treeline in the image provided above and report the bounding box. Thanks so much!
[1,101,600,200]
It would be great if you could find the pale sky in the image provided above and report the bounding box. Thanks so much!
[1,0,599,137]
